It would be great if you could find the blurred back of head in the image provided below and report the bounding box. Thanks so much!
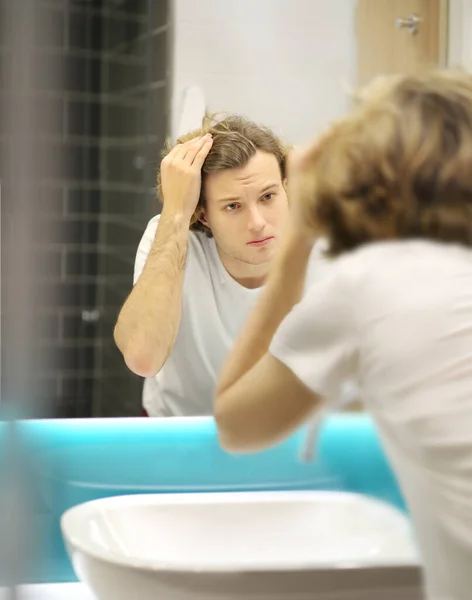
[299,69,472,255]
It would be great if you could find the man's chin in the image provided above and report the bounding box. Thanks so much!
[242,249,276,266]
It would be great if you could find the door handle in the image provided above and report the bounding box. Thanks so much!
[396,13,422,35]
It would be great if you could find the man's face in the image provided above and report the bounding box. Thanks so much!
[201,151,289,268]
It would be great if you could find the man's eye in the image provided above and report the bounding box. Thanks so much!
[262,193,274,201]
[225,203,239,211]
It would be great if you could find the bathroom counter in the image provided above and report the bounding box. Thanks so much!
[0,415,406,584]
[0,583,95,599]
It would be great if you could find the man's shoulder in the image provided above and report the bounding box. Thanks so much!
[140,214,161,242]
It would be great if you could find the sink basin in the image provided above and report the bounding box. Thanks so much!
[61,491,421,600]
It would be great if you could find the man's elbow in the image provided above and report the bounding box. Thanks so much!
[114,327,162,378]
[124,352,161,378]
[214,401,275,455]
[215,425,260,454]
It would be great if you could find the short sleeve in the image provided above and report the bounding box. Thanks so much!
[269,266,358,403]
[133,215,160,285]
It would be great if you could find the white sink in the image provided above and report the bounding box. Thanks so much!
[61,491,421,600]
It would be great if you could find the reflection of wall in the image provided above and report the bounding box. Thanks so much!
[1,1,103,417]
[448,0,472,69]
[171,0,356,144]
[1,1,170,418]
[94,1,170,417]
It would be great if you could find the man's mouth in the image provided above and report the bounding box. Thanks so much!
[247,236,275,247]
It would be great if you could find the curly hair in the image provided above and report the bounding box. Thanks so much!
[157,114,288,237]
[298,70,472,256]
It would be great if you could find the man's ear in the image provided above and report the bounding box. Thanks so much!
[196,206,209,228]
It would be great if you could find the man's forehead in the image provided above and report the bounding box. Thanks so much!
[205,151,282,197]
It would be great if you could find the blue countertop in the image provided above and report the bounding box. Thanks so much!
[0,415,405,584]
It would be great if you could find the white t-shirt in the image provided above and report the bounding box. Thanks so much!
[133,215,330,417]
[270,240,472,600]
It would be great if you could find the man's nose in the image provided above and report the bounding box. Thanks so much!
[247,207,266,232]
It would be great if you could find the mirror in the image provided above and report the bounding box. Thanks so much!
[1,0,455,419]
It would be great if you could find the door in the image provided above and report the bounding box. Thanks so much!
[345,1,448,413]
[356,0,448,87]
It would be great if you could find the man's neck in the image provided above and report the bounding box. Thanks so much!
[216,246,270,290]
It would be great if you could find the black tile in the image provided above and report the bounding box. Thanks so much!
[100,189,151,216]
[105,16,144,51]
[62,143,101,182]
[34,5,65,49]
[104,221,143,246]
[86,145,101,181]
[38,281,92,307]
[40,343,96,371]
[52,390,93,418]
[67,99,101,136]
[65,56,101,93]
[102,279,129,307]
[151,0,168,29]
[65,144,86,180]
[105,147,145,184]
[148,86,168,140]
[112,0,147,17]
[83,219,100,244]
[101,251,133,277]
[69,10,102,51]
[45,218,84,244]
[63,314,87,339]
[95,374,142,417]
[99,308,121,337]
[61,374,95,399]
[107,59,146,93]
[67,189,101,214]
[150,30,166,82]
[121,37,147,59]
[102,102,146,137]
[66,249,99,276]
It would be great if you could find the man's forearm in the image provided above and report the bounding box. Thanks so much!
[114,210,190,377]
[216,233,313,396]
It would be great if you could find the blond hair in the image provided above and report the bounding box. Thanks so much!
[299,70,472,255]
[158,114,288,237]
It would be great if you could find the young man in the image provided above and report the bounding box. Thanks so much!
[214,72,472,600]
[114,115,329,416]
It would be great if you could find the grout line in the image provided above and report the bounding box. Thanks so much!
[108,24,169,55]
[60,247,67,282]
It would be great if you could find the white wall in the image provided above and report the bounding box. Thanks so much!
[171,0,357,145]
[448,0,472,70]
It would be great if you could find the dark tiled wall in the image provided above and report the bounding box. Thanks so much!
[0,0,169,417]
[95,0,169,417]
